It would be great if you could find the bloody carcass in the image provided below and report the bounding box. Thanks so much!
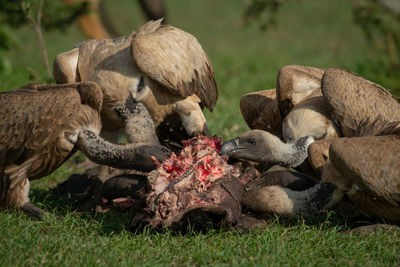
[132,135,257,231]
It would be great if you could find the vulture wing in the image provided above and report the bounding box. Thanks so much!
[321,68,400,137]
[329,136,400,206]
[75,81,103,113]
[245,170,318,192]
[131,19,218,110]
[239,89,283,136]
[0,85,81,167]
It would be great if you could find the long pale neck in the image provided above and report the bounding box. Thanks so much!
[274,136,315,168]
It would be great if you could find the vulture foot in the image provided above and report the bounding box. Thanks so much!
[20,202,47,219]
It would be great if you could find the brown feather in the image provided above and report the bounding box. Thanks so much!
[76,82,103,113]
[354,118,400,137]
[307,139,333,176]
[276,65,325,118]
[239,89,282,137]
[322,68,400,137]
[245,170,317,191]
[1,87,76,179]
[0,82,105,211]
[283,96,340,141]
[131,19,218,110]
[346,189,400,221]
[329,136,400,207]
[0,83,102,181]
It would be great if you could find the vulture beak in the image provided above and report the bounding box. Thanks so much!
[192,123,211,137]
[220,138,239,156]
[202,123,211,137]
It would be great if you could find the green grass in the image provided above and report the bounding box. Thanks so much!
[1,0,400,265]
[1,212,399,266]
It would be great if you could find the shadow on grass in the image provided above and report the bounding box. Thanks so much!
[29,186,136,235]
[29,186,399,237]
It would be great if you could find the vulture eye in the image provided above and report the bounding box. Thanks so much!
[246,138,256,145]
[137,76,144,93]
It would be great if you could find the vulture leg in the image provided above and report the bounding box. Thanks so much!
[2,169,45,218]
[0,170,8,206]
[20,202,46,219]
[276,65,325,118]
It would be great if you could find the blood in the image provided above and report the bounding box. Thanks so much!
[151,135,232,189]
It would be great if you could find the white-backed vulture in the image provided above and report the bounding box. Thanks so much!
[307,67,400,172]
[0,82,171,218]
[53,19,218,145]
[230,65,340,172]
[229,68,400,221]
[241,127,400,221]
[222,66,400,170]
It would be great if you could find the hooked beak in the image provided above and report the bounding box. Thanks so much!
[220,138,239,155]
[202,123,211,137]
[192,123,211,137]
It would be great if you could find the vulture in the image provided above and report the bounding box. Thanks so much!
[241,125,400,220]
[222,65,340,171]
[0,82,171,218]
[53,19,218,146]
[226,68,400,221]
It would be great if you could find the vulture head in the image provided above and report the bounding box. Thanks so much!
[220,130,315,168]
[53,19,218,144]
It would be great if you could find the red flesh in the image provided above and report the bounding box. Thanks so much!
[151,135,233,189]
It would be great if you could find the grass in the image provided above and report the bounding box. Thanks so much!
[1,213,399,266]
[1,0,400,265]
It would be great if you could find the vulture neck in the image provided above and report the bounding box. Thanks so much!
[243,181,344,217]
[77,129,157,171]
[283,182,343,216]
[115,98,159,145]
[272,136,315,168]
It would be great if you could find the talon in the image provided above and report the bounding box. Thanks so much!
[20,202,47,219]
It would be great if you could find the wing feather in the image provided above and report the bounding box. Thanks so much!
[322,68,400,137]
[329,136,400,206]
[239,89,282,136]
[131,19,218,110]
[0,85,81,167]
[245,170,317,192]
